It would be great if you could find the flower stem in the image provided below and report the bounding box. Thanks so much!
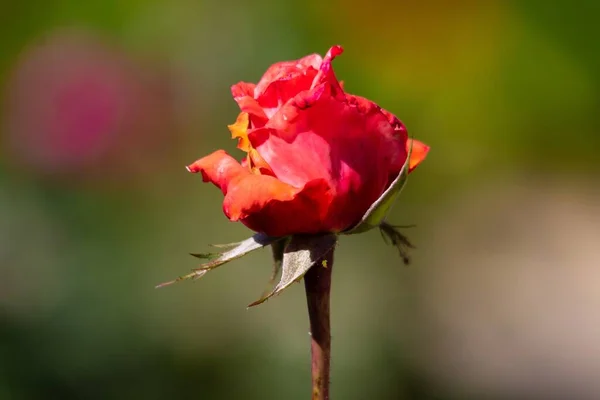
[304,248,334,400]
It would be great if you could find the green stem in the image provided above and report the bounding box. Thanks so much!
[304,248,334,400]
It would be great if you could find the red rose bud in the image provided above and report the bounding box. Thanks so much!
[165,48,431,400]
[187,46,430,237]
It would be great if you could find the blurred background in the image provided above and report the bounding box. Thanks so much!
[1,1,599,399]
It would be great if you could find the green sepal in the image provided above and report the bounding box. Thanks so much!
[189,252,220,260]
[156,233,281,288]
[379,222,415,265]
[257,236,289,299]
[248,233,337,307]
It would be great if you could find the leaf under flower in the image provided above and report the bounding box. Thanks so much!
[248,233,337,307]
[156,232,281,288]
[257,237,289,299]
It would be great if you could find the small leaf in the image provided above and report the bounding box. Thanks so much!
[344,141,413,235]
[209,241,244,249]
[156,232,281,289]
[189,252,219,260]
[379,222,415,265]
[258,237,289,299]
[248,234,337,307]
[155,269,208,289]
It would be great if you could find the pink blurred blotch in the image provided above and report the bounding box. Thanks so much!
[3,28,175,184]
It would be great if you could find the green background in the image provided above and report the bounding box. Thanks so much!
[2,1,599,399]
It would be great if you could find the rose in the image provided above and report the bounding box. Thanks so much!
[187,45,429,237]
[163,45,432,400]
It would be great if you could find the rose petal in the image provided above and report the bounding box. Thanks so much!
[187,150,244,194]
[407,139,430,172]
[309,45,344,100]
[227,112,274,175]
[187,150,331,237]
[345,94,408,175]
[254,53,323,116]
[231,81,255,98]
[234,177,332,237]
[249,84,405,232]
[228,112,251,152]
[231,82,268,128]
[378,106,409,137]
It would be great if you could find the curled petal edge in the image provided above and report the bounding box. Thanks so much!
[186,149,331,237]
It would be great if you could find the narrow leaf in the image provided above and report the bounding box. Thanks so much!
[344,141,413,235]
[155,269,208,289]
[379,222,415,265]
[248,234,337,307]
[258,237,288,299]
[189,252,219,260]
[209,241,244,249]
[156,232,281,288]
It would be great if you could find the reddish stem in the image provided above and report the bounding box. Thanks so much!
[304,249,334,400]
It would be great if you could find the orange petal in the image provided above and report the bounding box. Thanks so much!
[233,177,332,237]
[187,149,331,237]
[228,112,251,152]
[407,139,430,172]
[186,150,246,194]
[247,148,275,176]
[227,112,274,175]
